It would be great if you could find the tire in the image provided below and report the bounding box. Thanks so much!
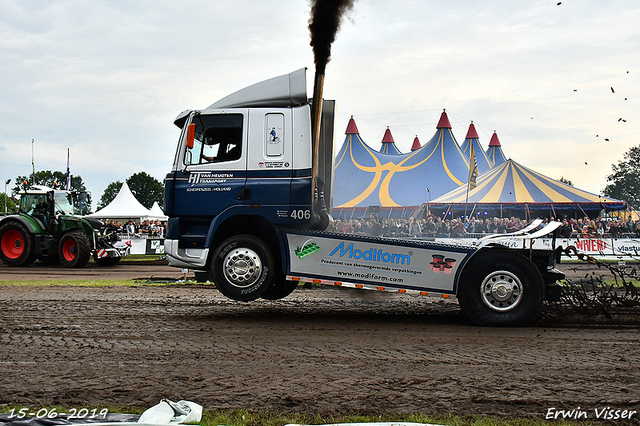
[260,279,298,300]
[0,222,36,267]
[59,231,92,268]
[93,254,121,266]
[211,235,276,301]
[457,249,544,327]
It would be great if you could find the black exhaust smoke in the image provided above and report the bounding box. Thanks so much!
[308,0,355,229]
[308,0,356,75]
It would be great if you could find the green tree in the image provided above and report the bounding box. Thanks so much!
[603,145,640,210]
[1,192,18,214]
[13,170,88,194]
[126,172,164,209]
[98,181,123,210]
[558,176,573,186]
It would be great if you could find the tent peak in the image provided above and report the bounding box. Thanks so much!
[436,109,452,129]
[411,135,421,151]
[381,127,395,143]
[489,131,501,147]
[465,122,479,139]
[345,116,360,134]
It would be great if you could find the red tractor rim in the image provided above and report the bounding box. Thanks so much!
[62,238,77,262]
[1,229,24,259]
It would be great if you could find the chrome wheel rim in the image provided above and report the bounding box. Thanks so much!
[481,270,523,312]
[222,247,262,288]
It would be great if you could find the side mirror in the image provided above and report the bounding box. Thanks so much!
[186,123,196,149]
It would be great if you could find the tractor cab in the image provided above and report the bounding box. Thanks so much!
[19,188,54,230]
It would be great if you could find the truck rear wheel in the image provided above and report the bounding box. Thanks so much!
[457,249,544,327]
[0,222,35,266]
[260,279,298,300]
[211,235,275,301]
[59,231,91,268]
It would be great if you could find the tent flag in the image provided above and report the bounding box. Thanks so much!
[468,144,478,190]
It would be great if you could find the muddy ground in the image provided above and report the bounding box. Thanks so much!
[0,260,639,421]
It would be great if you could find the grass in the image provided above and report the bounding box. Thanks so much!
[0,405,603,426]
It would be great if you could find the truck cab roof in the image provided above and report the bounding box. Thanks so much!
[174,68,308,128]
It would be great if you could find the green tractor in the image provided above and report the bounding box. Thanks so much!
[0,185,123,268]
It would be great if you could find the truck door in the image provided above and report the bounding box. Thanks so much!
[244,109,294,224]
[171,112,248,220]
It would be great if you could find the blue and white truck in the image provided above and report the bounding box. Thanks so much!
[163,68,564,326]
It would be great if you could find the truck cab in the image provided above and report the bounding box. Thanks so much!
[164,69,328,273]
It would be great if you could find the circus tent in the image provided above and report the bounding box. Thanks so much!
[485,131,507,166]
[332,111,471,218]
[425,159,626,219]
[460,123,493,174]
[379,127,402,155]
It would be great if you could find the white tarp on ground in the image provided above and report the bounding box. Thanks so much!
[87,182,151,220]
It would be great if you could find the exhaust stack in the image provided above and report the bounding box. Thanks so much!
[311,71,324,201]
[309,71,334,230]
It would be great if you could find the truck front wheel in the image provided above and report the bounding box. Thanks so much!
[457,249,544,327]
[59,231,91,268]
[0,222,35,266]
[211,235,275,301]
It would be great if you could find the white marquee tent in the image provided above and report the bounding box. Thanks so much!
[145,201,168,221]
[87,182,152,220]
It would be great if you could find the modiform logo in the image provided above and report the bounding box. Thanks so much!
[329,242,411,265]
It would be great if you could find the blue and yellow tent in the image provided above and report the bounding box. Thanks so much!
[485,131,507,166]
[460,123,493,174]
[427,159,626,218]
[332,112,471,218]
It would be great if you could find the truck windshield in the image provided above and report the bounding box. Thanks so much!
[185,114,243,165]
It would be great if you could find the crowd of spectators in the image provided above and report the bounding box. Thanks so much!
[556,216,640,238]
[104,219,167,238]
[333,214,640,239]
[100,215,640,240]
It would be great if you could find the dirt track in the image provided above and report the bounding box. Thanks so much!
[1,261,639,421]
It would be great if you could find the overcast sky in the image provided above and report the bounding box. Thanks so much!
[1,0,638,209]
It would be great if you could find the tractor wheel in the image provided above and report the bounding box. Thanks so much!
[59,231,92,268]
[457,249,544,327]
[93,254,121,266]
[0,222,36,266]
[211,235,275,301]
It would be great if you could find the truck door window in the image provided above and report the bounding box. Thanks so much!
[185,114,243,165]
